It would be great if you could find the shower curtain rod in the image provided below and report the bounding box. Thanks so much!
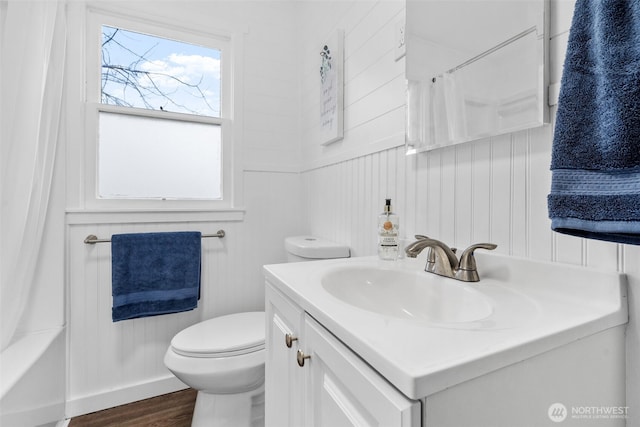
[83,229,226,244]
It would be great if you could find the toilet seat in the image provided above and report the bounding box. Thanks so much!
[171,312,265,358]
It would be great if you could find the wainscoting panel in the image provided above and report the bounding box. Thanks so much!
[66,219,248,416]
[303,124,620,270]
[304,144,406,257]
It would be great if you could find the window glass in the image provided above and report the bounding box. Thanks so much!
[98,111,222,200]
[101,25,221,117]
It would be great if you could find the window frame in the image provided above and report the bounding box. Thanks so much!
[84,8,241,211]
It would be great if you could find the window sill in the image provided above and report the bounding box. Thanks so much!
[66,208,245,225]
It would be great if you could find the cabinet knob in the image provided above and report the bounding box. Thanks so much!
[285,333,298,348]
[297,349,311,367]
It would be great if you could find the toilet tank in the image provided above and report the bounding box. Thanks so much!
[285,236,350,262]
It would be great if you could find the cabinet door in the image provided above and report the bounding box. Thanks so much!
[265,283,305,427]
[303,315,421,427]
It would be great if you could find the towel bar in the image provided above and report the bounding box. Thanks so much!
[84,229,225,244]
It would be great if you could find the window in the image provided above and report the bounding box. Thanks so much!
[86,11,237,208]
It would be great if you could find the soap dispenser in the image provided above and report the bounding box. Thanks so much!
[378,199,399,260]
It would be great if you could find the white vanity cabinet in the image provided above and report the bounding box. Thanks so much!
[265,255,628,427]
[265,282,305,427]
[266,283,421,427]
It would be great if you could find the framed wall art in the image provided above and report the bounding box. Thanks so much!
[319,29,344,146]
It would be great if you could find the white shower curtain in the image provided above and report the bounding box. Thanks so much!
[0,0,67,352]
[442,72,468,144]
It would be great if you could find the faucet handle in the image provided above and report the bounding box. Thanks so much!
[414,234,429,240]
[456,243,497,282]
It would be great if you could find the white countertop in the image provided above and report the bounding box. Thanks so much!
[263,253,627,399]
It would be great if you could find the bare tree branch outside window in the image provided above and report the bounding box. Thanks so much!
[101,26,221,117]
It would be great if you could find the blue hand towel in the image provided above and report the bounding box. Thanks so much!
[548,0,640,244]
[111,231,201,322]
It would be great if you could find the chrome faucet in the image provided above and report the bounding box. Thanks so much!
[405,236,459,278]
[405,235,497,282]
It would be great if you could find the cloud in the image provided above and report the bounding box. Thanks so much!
[134,53,221,115]
[139,54,219,88]
[168,53,220,76]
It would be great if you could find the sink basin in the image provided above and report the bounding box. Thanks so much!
[321,266,493,323]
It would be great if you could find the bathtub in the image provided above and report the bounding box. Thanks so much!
[0,327,65,426]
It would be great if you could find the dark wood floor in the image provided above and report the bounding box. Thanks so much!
[69,388,197,427]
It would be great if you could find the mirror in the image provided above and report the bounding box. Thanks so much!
[405,0,548,153]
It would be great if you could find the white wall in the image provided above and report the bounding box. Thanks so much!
[63,0,305,416]
[45,0,638,421]
[298,1,640,425]
[298,1,406,170]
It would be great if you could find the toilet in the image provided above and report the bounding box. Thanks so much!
[164,312,266,427]
[164,236,349,427]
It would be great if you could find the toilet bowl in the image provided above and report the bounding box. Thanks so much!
[164,311,266,427]
[165,236,349,427]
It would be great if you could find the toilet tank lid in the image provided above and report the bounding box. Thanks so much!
[171,312,265,357]
[285,236,350,259]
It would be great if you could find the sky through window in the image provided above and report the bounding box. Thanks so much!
[101,26,221,117]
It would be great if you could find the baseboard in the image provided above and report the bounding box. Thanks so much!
[66,375,188,418]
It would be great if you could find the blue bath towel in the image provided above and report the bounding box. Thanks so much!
[548,0,640,244]
[111,232,201,322]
